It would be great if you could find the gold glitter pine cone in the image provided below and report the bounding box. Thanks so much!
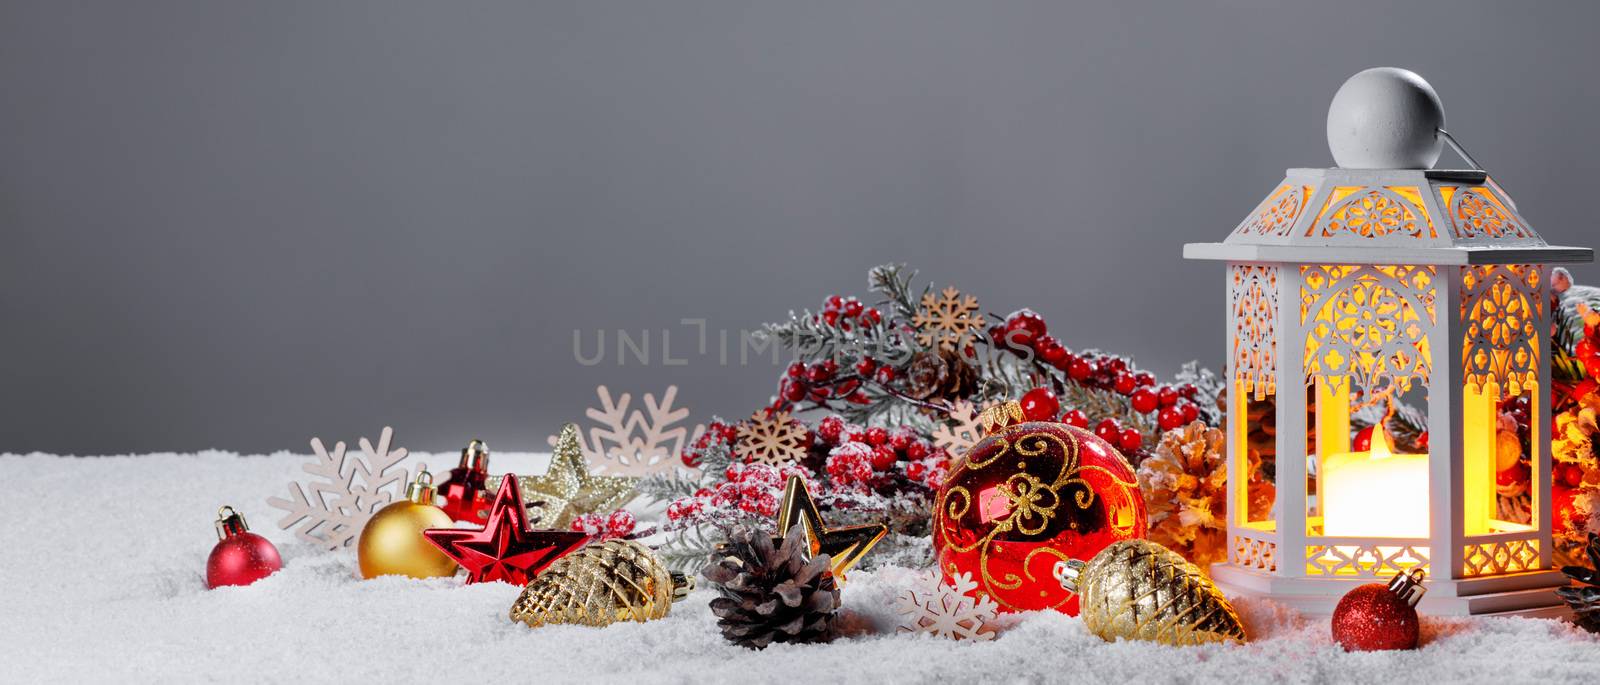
[510,539,676,628]
[1056,539,1247,646]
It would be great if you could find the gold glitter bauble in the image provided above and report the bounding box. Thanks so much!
[1055,539,1246,646]
[509,539,678,628]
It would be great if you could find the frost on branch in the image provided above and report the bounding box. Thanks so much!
[550,385,704,477]
[267,426,410,550]
[896,571,998,641]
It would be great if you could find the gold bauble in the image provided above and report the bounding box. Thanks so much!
[358,470,458,579]
[1055,539,1247,646]
[509,539,680,628]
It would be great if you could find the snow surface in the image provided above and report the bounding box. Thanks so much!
[4,451,1599,684]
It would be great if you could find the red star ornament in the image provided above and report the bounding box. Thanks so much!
[422,474,588,585]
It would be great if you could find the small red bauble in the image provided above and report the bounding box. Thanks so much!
[934,419,1146,615]
[439,440,493,523]
[1019,387,1061,422]
[207,507,283,589]
[1331,569,1427,651]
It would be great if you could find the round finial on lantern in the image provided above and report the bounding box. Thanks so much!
[1326,67,1444,169]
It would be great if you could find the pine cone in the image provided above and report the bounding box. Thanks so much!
[1557,532,1600,634]
[905,349,978,401]
[702,526,839,649]
[509,539,675,628]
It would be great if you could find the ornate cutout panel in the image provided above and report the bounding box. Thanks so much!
[1461,265,1542,395]
[1462,538,1540,577]
[1230,531,1278,572]
[1305,543,1430,578]
[1310,186,1436,240]
[1234,185,1311,237]
[1231,265,1278,399]
[1301,265,1436,393]
[1440,187,1535,242]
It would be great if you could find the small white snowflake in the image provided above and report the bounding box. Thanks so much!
[895,571,999,641]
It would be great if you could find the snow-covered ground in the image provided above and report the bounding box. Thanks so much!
[4,451,1598,684]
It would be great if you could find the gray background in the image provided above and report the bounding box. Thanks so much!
[2,1,1596,456]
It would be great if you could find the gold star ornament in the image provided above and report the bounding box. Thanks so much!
[487,423,637,529]
[775,474,887,584]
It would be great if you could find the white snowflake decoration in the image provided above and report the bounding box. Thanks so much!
[548,385,704,477]
[267,426,410,550]
[931,400,984,457]
[895,571,999,641]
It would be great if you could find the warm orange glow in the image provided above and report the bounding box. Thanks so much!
[1322,427,1429,538]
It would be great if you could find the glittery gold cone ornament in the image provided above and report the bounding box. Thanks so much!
[1054,539,1247,646]
[509,539,688,628]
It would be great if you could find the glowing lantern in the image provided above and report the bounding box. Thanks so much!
[1184,68,1593,615]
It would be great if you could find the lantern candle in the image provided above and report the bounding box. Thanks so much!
[1321,428,1429,538]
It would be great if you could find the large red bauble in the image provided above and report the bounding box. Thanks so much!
[1331,583,1420,651]
[933,421,1146,615]
[206,532,283,589]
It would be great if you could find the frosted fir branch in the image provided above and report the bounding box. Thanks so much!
[764,310,918,369]
[868,263,924,322]
[636,469,699,504]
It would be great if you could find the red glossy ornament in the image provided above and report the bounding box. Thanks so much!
[438,439,493,523]
[1331,569,1426,651]
[1019,387,1061,422]
[422,475,588,585]
[206,506,283,589]
[934,420,1146,615]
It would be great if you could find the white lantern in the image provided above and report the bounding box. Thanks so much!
[1184,68,1593,616]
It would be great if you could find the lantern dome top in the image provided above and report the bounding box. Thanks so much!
[1327,68,1444,170]
[1184,69,1592,266]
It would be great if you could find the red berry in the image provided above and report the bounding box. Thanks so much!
[1094,418,1121,443]
[1178,401,1199,424]
[780,380,806,402]
[1020,387,1061,422]
[825,295,843,311]
[1109,358,1128,373]
[1416,431,1429,450]
[888,429,914,451]
[1130,387,1158,413]
[987,324,1008,347]
[847,391,871,404]
[1067,358,1092,381]
[855,358,877,376]
[862,307,882,325]
[1061,408,1089,428]
[1117,428,1143,452]
[1353,426,1374,451]
[806,362,834,383]
[906,440,930,460]
[870,445,898,470]
[875,366,897,383]
[1134,372,1155,387]
[822,310,840,326]
[1576,338,1596,360]
[1177,383,1197,399]
[905,461,927,481]
[786,362,805,378]
[1499,462,1530,486]
[1157,406,1183,431]
[1157,385,1179,407]
[1040,340,1069,367]
[816,416,845,444]
[1562,463,1585,488]
[843,298,863,317]
[1004,309,1048,348]
[1113,373,1137,395]
[864,427,889,446]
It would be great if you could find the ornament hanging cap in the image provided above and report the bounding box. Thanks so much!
[978,400,1026,434]
[1053,558,1087,594]
[214,505,249,540]
[405,467,437,504]
[460,439,489,471]
[669,572,695,603]
[1387,568,1427,607]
